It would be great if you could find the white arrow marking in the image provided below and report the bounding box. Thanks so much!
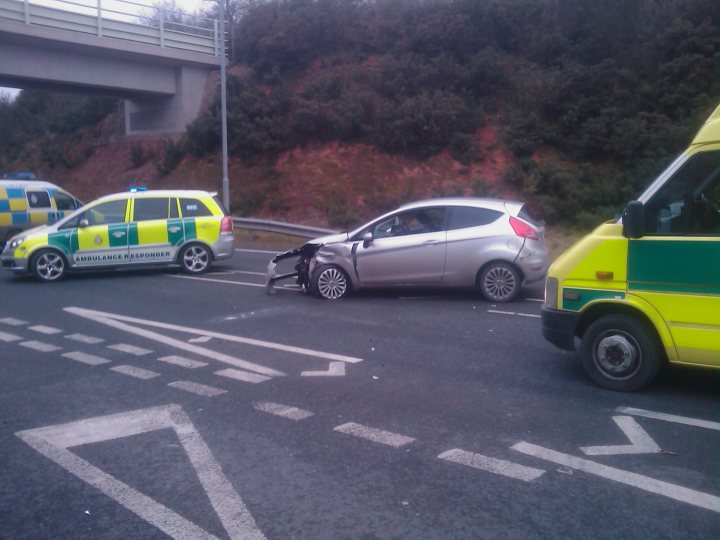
[16,404,265,539]
[617,407,720,431]
[301,361,346,377]
[581,416,661,456]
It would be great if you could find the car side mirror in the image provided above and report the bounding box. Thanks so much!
[362,232,373,248]
[78,219,90,228]
[622,201,644,239]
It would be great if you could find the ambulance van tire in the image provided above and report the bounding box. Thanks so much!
[179,243,212,274]
[31,249,68,282]
[580,314,663,392]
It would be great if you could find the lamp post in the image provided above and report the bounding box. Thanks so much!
[219,0,230,212]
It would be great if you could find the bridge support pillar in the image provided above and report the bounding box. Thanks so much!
[124,65,212,135]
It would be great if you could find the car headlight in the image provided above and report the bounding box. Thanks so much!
[544,277,558,309]
[8,236,26,250]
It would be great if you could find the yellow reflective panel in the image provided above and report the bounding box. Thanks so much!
[137,220,169,246]
[78,227,109,250]
[195,217,220,243]
[9,199,27,211]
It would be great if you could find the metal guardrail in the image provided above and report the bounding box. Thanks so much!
[232,217,338,239]
[0,0,220,56]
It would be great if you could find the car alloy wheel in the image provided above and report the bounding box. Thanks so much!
[33,250,66,282]
[480,262,520,302]
[181,244,211,273]
[314,265,348,300]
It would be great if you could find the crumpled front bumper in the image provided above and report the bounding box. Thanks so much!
[265,244,317,294]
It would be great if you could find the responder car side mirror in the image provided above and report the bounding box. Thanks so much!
[78,219,90,228]
[362,232,373,248]
[622,201,644,239]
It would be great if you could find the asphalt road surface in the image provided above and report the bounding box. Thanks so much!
[1,247,719,539]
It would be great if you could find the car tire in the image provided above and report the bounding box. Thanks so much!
[478,262,520,302]
[31,249,67,282]
[180,243,212,274]
[580,314,663,392]
[310,264,350,300]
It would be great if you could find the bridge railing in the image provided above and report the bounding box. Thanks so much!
[0,0,221,56]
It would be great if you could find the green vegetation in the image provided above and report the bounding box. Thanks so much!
[1,0,718,227]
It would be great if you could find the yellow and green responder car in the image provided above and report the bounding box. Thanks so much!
[542,104,720,391]
[1,189,235,281]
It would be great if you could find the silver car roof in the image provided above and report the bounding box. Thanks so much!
[397,197,524,215]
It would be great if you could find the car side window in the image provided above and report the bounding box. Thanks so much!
[133,198,171,221]
[371,208,445,238]
[447,207,502,230]
[644,150,720,236]
[179,198,213,217]
[54,191,77,211]
[26,191,51,209]
[83,200,127,226]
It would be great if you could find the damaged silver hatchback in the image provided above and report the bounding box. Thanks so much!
[266,198,548,301]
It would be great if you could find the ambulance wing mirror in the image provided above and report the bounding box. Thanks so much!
[78,219,90,228]
[622,201,644,239]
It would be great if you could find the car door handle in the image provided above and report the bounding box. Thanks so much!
[423,240,441,245]
[112,231,126,238]
[168,226,181,233]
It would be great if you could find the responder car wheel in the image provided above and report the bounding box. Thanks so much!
[310,264,349,300]
[580,314,663,392]
[32,249,67,282]
[479,262,520,302]
[180,244,212,274]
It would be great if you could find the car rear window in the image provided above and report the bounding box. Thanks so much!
[133,198,172,221]
[518,205,543,227]
[179,198,213,217]
[447,206,503,230]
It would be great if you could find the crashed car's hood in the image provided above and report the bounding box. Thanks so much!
[307,231,349,245]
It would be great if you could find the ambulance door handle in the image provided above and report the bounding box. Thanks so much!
[168,226,181,233]
[112,231,126,238]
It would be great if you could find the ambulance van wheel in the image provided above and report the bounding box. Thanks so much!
[180,243,212,274]
[580,314,663,392]
[31,249,67,282]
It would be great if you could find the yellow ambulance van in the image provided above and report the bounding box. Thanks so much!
[0,180,82,245]
[542,104,720,391]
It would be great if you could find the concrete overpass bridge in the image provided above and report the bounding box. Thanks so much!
[0,0,221,134]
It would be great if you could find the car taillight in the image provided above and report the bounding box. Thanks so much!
[220,216,233,234]
[509,216,538,240]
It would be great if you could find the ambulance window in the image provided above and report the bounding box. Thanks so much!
[644,150,720,235]
[27,191,51,208]
[133,198,171,221]
[179,198,213,217]
[84,200,127,226]
[54,191,76,211]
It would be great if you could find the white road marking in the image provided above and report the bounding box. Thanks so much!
[20,341,62,353]
[438,449,545,482]
[158,355,208,369]
[215,368,271,384]
[301,361,346,377]
[253,401,314,421]
[0,317,27,326]
[65,306,362,365]
[169,274,266,288]
[62,351,111,366]
[28,325,63,335]
[488,309,541,319]
[16,404,266,539]
[617,407,720,431]
[108,343,153,356]
[168,381,227,397]
[0,330,22,342]
[65,333,105,344]
[235,248,278,254]
[228,270,266,276]
[110,365,160,380]
[189,336,212,343]
[334,422,416,448]
[581,416,661,456]
[512,441,720,514]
